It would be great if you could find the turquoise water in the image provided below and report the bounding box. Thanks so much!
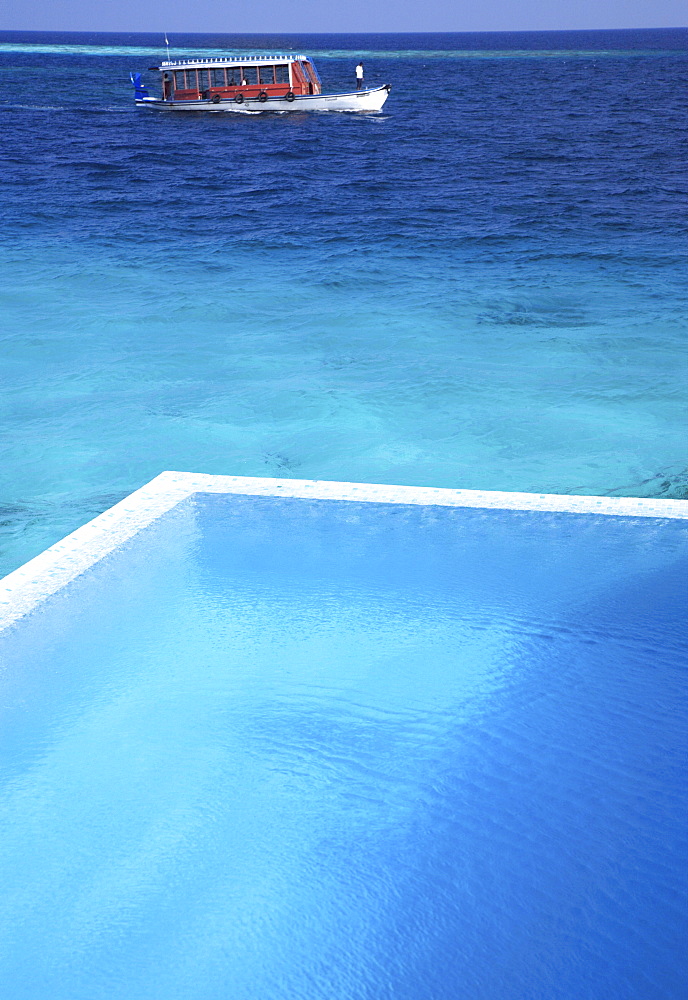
[1,494,687,998]
[0,28,687,574]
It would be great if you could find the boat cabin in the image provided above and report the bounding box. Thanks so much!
[152,54,322,103]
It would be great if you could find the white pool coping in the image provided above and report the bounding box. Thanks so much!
[1,471,687,633]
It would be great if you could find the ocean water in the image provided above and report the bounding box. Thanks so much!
[1,29,688,574]
[1,493,687,998]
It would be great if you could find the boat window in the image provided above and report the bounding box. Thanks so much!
[226,67,240,85]
[241,67,258,85]
[210,67,227,87]
[197,69,210,90]
[258,65,275,85]
[184,68,198,89]
[300,61,315,83]
[275,64,290,84]
[174,70,186,89]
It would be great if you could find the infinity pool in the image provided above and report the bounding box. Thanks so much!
[0,476,686,999]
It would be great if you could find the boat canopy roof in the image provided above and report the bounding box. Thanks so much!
[158,54,308,70]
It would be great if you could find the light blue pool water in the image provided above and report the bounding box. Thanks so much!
[1,494,686,999]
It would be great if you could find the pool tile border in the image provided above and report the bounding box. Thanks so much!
[1,471,687,632]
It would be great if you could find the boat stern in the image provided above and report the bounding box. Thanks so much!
[129,72,150,101]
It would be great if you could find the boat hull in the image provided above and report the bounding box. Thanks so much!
[135,85,391,113]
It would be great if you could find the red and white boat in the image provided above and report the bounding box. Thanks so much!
[131,53,391,112]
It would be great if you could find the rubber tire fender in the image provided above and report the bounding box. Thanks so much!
[258,91,268,103]
[234,93,244,104]
[285,90,295,102]
[211,93,221,104]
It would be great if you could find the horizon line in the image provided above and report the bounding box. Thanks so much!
[1,26,687,36]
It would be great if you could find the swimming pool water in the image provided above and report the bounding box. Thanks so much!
[1,492,686,998]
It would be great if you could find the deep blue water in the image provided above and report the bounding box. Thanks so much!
[0,495,687,999]
[1,29,688,575]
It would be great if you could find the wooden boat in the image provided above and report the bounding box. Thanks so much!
[131,53,391,112]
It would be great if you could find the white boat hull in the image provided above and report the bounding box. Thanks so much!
[135,85,391,113]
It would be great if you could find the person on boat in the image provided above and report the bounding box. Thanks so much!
[355,62,364,90]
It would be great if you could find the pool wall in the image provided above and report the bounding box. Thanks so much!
[2,471,687,632]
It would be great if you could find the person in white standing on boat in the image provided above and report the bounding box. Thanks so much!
[355,62,364,90]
